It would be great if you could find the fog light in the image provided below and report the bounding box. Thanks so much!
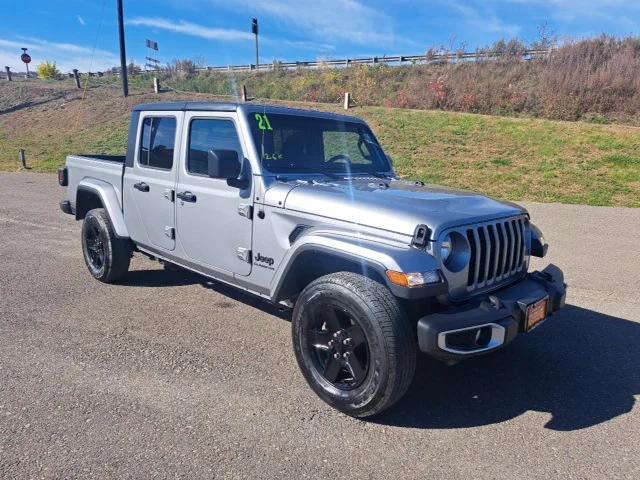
[386,270,441,287]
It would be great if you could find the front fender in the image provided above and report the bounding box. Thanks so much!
[270,229,446,301]
[76,178,129,238]
[530,223,548,258]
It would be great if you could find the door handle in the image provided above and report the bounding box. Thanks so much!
[176,191,197,203]
[134,182,150,192]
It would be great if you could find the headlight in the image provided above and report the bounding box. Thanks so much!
[440,234,453,264]
[439,231,470,272]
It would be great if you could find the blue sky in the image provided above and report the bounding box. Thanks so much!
[1,0,638,73]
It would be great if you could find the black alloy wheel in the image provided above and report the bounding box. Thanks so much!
[306,304,370,389]
[292,272,416,418]
[84,223,106,271]
[81,208,131,283]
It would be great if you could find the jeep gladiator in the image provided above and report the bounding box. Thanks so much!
[59,102,567,417]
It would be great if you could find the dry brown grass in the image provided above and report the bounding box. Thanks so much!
[148,36,640,125]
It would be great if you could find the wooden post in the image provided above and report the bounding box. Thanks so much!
[4,66,11,81]
[72,69,81,89]
[343,92,351,110]
[153,76,160,93]
[19,149,28,169]
[241,84,248,102]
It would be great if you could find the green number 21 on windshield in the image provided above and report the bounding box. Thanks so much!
[254,113,273,131]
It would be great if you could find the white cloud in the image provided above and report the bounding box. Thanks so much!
[77,15,86,26]
[204,0,401,47]
[129,17,253,42]
[0,36,119,73]
[247,0,395,45]
[448,2,522,37]
[129,16,335,54]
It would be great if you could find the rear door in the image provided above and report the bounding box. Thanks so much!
[123,112,181,251]
[175,112,253,276]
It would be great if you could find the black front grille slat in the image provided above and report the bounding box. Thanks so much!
[496,223,505,278]
[505,221,514,275]
[517,218,525,267]
[477,227,487,283]
[487,225,496,282]
[511,220,520,271]
[466,229,477,287]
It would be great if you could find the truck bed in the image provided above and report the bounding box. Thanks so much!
[64,154,126,209]
[73,154,126,163]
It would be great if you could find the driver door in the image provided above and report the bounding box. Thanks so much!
[175,113,253,276]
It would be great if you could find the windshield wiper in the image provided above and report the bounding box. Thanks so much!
[365,172,392,179]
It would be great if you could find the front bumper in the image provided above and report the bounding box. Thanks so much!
[417,264,566,362]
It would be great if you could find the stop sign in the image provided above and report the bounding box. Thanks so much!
[21,53,31,64]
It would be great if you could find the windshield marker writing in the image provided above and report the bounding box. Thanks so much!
[254,113,273,131]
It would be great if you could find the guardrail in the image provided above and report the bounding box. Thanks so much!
[203,49,550,72]
[0,49,551,79]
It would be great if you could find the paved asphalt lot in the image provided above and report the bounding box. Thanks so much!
[1,172,639,479]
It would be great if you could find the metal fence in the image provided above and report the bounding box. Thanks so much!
[0,48,551,79]
[203,49,550,73]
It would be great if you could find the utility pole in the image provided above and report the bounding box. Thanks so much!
[252,18,259,71]
[117,0,129,97]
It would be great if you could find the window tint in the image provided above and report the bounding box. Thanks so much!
[139,117,176,170]
[188,119,243,176]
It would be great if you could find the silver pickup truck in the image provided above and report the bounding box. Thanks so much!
[59,102,566,417]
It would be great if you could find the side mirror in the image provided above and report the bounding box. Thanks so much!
[207,149,241,180]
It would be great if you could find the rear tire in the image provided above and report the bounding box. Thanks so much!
[81,208,131,283]
[292,272,416,418]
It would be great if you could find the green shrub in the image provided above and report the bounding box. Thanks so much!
[37,61,60,79]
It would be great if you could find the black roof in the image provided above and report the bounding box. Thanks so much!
[133,101,237,112]
[132,101,365,123]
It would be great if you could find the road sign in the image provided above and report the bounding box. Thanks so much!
[21,53,31,64]
[146,39,158,51]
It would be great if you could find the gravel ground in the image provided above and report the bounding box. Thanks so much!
[1,172,639,479]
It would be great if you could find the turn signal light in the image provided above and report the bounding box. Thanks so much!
[386,270,441,287]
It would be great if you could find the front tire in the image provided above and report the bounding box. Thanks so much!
[292,272,416,418]
[81,208,131,283]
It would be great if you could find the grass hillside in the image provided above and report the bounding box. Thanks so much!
[0,81,638,207]
[142,36,640,125]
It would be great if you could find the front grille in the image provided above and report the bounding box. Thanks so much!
[465,216,528,291]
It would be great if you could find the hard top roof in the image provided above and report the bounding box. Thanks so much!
[132,101,365,123]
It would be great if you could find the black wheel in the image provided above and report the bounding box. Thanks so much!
[292,272,416,418]
[81,208,131,283]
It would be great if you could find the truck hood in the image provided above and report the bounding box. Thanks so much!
[283,178,526,239]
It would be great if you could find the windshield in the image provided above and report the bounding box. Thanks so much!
[246,111,391,174]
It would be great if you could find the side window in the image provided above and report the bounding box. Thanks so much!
[188,119,243,176]
[139,116,177,170]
